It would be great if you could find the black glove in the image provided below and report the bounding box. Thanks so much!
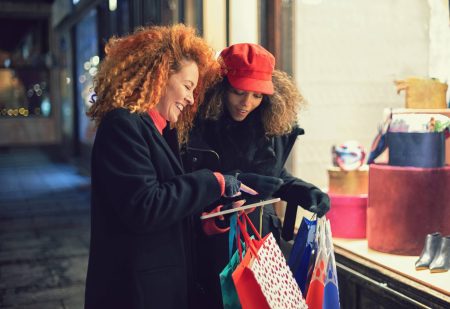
[237,173,283,199]
[308,188,330,218]
[223,175,241,197]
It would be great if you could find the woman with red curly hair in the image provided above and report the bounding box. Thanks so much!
[84,24,255,309]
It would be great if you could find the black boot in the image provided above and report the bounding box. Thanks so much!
[429,236,450,273]
[415,232,441,270]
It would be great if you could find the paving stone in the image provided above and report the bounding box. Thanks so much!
[62,297,85,309]
[2,284,85,307]
[1,300,64,309]
[0,262,49,289]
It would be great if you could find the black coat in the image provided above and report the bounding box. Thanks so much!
[84,108,223,309]
[184,109,317,308]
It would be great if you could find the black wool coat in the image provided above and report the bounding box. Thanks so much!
[84,108,222,309]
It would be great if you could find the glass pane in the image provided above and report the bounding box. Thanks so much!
[0,68,50,118]
[59,31,74,138]
[75,9,99,145]
[281,0,294,75]
[109,0,130,36]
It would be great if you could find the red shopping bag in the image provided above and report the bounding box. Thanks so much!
[232,213,307,309]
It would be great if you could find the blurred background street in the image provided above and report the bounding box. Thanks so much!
[1,0,449,308]
[0,148,90,308]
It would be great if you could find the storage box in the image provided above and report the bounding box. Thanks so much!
[387,132,446,168]
[327,194,367,239]
[327,166,368,195]
[388,108,450,165]
[395,77,448,109]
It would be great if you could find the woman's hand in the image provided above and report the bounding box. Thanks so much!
[223,175,258,197]
[201,200,246,235]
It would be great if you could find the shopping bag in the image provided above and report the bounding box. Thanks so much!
[306,217,340,309]
[232,213,307,309]
[288,217,317,294]
[305,218,326,309]
[220,214,243,309]
[323,220,340,309]
[220,248,244,309]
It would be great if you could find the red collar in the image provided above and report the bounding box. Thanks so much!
[148,109,167,134]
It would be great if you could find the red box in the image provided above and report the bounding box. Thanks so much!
[327,194,368,239]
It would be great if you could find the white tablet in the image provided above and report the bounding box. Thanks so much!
[200,198,281,220]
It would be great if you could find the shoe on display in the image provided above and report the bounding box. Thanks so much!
[429,236,450,273]
[415,232,441,270]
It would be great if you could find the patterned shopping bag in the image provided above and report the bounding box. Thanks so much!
[232,213,307,309]
[305,217,340,309]
[323,220,340,309]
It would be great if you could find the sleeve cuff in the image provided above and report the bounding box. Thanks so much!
[213,172,225,196]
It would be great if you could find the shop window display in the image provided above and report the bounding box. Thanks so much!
[75,9,99,145]
[0,68,50,118]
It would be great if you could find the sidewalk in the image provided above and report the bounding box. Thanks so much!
[0,148,91,309]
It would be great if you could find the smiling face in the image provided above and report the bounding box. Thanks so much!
[225,86,264,121]
[156,60,199,123]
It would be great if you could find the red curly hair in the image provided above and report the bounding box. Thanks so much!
[87,24,221,143]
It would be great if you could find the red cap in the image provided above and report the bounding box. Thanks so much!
[220,43,275,95]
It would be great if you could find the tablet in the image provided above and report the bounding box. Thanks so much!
[200,198,281,220]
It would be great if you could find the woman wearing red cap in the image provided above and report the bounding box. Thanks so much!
[84,25,257,309]
[185,43,330,308]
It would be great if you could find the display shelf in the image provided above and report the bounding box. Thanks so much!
[333,238,450,308]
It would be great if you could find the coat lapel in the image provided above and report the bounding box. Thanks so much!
[141,114,184,174]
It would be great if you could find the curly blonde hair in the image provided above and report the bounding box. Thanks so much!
[199,70,307,136]
[87,24,221,143]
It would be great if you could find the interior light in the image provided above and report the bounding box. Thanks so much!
[41,97,51,117]
[109,0,117,11]
[92,56,100,66]
[84,61,91,71]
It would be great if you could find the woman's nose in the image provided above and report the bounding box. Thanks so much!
[185,92,194,105]
[240,94,252,106]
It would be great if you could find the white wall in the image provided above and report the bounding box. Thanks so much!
[292,0,431,189]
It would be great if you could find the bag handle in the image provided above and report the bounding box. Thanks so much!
[229,213,238,260]
[236,213,261,259]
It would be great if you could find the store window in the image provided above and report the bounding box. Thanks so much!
[0,19,52,119]
[0,68,50,118]
[108,0,130,36]
[280,0,295,75]
[75,9,99,145]
[58,31,74,140]
[183,0,204,34]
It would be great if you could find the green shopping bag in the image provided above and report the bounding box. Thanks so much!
[219,214,244,309]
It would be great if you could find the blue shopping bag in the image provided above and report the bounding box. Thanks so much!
[288,217,317,294]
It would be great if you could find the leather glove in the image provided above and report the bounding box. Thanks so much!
[308,188,330,218]
[237,173,283,199]
[223,175,241,197]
